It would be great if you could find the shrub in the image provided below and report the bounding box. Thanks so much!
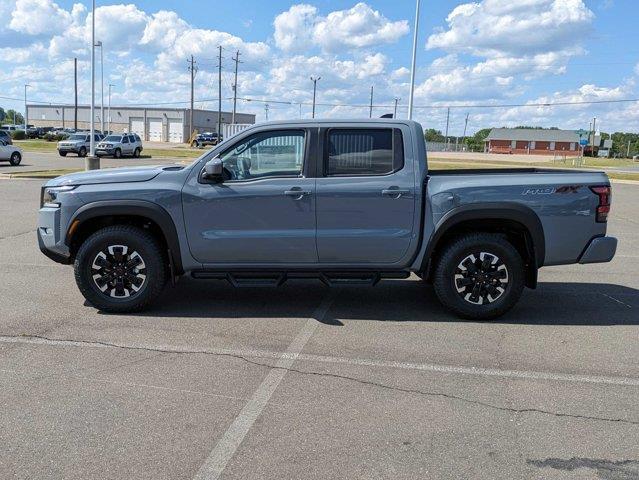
[11,130,26,140]
[43,132,69,142]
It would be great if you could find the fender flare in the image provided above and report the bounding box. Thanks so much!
[423,202,545,270]
[66,200,184,274]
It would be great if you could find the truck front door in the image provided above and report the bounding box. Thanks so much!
[315,126,417,265]
[182,128,317,264]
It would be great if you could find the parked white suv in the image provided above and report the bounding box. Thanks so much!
[57,133,103,157]
[96,133,143,158]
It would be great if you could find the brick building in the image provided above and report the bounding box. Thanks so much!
[485,128,582,156]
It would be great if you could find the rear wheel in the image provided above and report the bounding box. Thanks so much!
[74,225,167,312]
[192,140,199,148]
[133,147,141,158]
[433,233,524,320]
[113,148,122,159]
[9,152,21,166]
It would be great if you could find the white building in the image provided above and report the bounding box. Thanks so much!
[26,104,255,143]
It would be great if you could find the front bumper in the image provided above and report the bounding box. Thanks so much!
[96,148,115,156]
[58,146,80,153]
[579,236,618,264]
[37,206,71,264]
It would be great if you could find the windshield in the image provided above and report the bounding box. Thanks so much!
[104,135,122,142]
[68,134,87,141]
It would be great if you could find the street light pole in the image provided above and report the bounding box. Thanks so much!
[87,0,99,170]
[108,83,114,133]
[95,40,104,134]
[24,84,30,134]
[407,0,421,120]
[310,77,320,119]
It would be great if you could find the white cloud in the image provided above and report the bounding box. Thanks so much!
[427,0,594,57]
[10,0,72,35]
[274,2,409,53]
[140,10,190,50]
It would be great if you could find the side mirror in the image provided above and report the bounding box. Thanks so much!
[0,140,6,146]
[203,158,223,181]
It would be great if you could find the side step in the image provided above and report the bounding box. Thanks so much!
[190,270,409,287]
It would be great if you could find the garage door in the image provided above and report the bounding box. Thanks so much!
[168,119,183,143]
[129,118,144,138]
[147,118,163,142]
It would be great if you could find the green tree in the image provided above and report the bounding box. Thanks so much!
[5,109,23,125]
[0,107,5,122]
[464,128,492,152]
[424,128,445,142]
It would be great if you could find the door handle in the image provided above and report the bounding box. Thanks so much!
[284,189,312,199]
[382,188,411,198]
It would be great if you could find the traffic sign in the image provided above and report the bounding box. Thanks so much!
[580,138,588,146]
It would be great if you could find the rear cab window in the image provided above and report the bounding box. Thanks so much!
[325,128,404,176]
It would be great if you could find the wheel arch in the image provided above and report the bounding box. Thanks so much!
[66,200,184,275]
[422,202,545,288]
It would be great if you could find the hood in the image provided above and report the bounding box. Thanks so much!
[46,165,171,186]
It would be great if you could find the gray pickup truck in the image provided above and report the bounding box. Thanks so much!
[38,119,617,319]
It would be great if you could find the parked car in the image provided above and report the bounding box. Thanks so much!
[57,133,104,157]
[0,129,12,145]
[0,139,21,165]
[38,119,617,318]
[192,131,221,148]
[95,133,143,158]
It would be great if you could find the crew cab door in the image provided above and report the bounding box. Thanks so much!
[316,126,417,264]
[182,128,317,264]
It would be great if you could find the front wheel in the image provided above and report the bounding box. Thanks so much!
[74,225,167,312]
[78,147,87,157]
[433,233,524,320]
[58,151,67,157]
[9,152,21,166]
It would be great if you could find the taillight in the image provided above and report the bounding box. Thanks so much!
[590,185,611,223]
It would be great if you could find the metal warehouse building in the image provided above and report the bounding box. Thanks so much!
[485,128,582,156]
[26,104,255,143]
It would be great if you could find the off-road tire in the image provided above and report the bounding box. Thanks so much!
[9,152,21,166]
[74,225,167,313]
[433,233,524,320]
[114,148,122,159]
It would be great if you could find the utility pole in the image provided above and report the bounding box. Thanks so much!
[217,45,223,137]
[264,103,269,121]
[188,55,197,141]
[408,0,421,119]
[74,57,78,131]
[444,107,450,151]
[369,86,374,118]
[627,139,631,158]
[310,76,320,119]
[461,112,469,151]
[108,83,114,133]
[393,98,399,118]
[87,0,98,170]
[231,50,242,124]
[24,84,30,134]
[591,116,597,157]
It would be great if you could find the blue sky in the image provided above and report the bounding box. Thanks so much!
[1,0,638,134]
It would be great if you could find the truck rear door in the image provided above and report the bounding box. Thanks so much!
[315,126,417,265]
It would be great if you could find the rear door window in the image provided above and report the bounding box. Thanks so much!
[326,128,402,176]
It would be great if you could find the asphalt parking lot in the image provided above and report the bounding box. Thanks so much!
[0,176,638,479]
[0,149,190,174]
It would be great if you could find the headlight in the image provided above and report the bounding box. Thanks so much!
[41,185,76,207]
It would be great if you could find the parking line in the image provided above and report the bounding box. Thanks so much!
[2,329,639,388]
[191,292,335,480]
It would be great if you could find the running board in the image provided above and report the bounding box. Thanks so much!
[190,270,409,287]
